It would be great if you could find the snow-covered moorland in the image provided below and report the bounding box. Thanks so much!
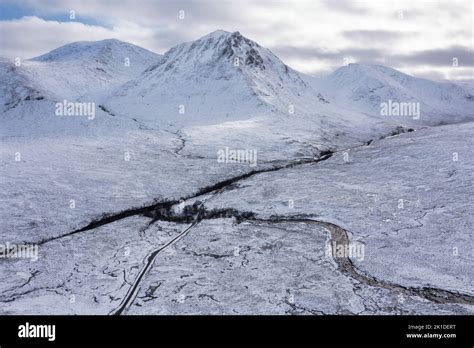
[0,30,473,314]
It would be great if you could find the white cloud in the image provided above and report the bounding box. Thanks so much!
[0,16,119,59]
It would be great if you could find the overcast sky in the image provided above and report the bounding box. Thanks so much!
[0,0,472,80]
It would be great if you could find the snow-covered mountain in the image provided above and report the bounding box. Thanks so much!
[1,39,161,111]
[31,39,161,94]
[0,39,162,137]
[105,31,473,128]
[106,30,324,125]
[2,31,473,136]
[309,63,474,124]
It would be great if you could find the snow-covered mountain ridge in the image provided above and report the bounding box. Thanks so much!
[105,30,472,126]
[1,30,473,135]
[1,39,161,110]
[309,63,473,123]
[107,30,317,124]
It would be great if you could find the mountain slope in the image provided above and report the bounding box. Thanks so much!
[31,39,162,100]
[310,64,474,124]
[0,57,47,112]
[105,30,324,125]
[32,39,161,85]
[1,39,162,111]
[0,40,162,136]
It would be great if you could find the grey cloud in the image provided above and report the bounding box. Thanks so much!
[394,46,474,68]
[321,0,368,14]
[272,45,383,62]
[272,44,474,69]
[11,0,246,27]
[341,30,410,43]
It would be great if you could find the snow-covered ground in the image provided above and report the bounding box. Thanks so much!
[200,123,474,298]
[1,123,472,314]
[0,30,472,314]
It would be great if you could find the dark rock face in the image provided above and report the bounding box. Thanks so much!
[245,48,265,69]
[219,31,266,70]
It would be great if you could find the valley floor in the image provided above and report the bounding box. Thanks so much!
[0,121,473,314]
